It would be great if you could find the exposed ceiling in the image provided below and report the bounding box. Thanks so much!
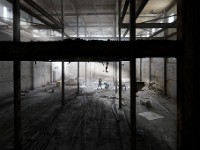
[0,0,176,40]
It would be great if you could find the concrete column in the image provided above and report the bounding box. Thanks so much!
[62,61,65,106]
[119,61,122,109]
[14,61,22,150]
[77,62,80,92]
[130,0,136,41]
[149,58,151,82]
[31,61,34,90]
[13,0,20,42]
[115,62,118,93]
[164,58,167,95]
[130,59,136,150]
[77,15,79,38]
[13,1,22,149]
[130,0,136,149]
[140,58,142,81]
[85,62,87,85]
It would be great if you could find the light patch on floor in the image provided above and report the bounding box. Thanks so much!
[138,111,164,120]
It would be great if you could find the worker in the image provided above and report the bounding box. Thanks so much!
[97,78,103,90]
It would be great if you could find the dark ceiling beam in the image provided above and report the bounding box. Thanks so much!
[7,0,69,37]
[0,41,180,60]
[123,29,129,37]
[23,0,62,28]
[122,0,149,37]
[7,0,57,29]
[135,0,149,19]
[149,20,177,38]
[165,32,177,39]
[121,0,129,23]
[121,22,177,28]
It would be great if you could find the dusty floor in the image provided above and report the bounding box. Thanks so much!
[0,86,78,150]
[0,81,176,150]
[122,86,177,150]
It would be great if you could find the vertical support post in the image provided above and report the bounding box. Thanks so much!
[130,1,136,150]
[31,61,34,90]
[130,59,136,150]
[113,62,115,83]
[118,0,121,41]
[85,62,87,85]
[77,62,80,92]
[14,61,22,150]
[164,58,167,95]
[149,57,151,82]
[115,62,118,93]
[61,0,64,40]
[77,15,79,38]
[140,58,142,81]
[90,62,91,79]
[119,61,122,109]
[114,13,117,40]
[13,0,20,42]
[62,61,65,106]
[13,1,22,149]
[130,0,135,41]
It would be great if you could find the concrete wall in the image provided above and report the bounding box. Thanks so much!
[141,58,150,84]
[21,61,33,90]
[0,61,13,99]
[137,57,177,99]
[136,59,140,81]
[151,58,164,90]
[166,58,177,99]
[34,61,51,88]
[0,61,52,99]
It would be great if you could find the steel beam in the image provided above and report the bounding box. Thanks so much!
[62,61,65,106]
[123,28,129,38]
[130,0,135,41]
[135,0,149,19]
[149,20,177,38]
[23,0,62,28]
[121,0,130,23]
[122,22,177,29]
[77,62,80,92]
[13,1,22,150]
[61,0,64,40]
[7,0,69,37]
[119,61,122,109]
[118,0,122,41]
[130,58,136,150]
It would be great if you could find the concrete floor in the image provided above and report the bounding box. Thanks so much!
[0,81,176,150]
[122,86,177,150]
[0,86,78,150]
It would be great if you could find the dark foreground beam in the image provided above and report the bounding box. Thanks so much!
[0,40,181,60]
[122,22,177,29]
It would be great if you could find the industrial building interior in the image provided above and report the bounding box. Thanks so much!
[0,0,198,150]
